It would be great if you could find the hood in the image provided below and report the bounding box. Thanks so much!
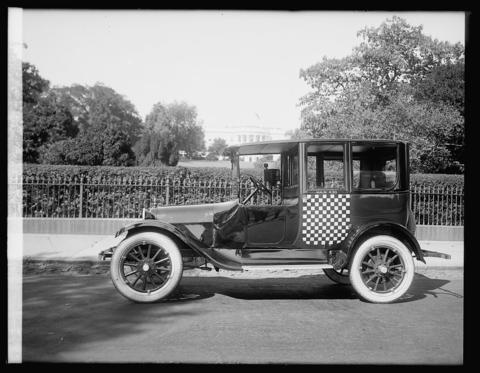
[149,200,239,224]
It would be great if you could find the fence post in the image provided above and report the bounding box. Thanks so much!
[79,177,83,218]
[166,176,170,206]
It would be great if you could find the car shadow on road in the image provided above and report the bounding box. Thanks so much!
[174,275,357,301]
[394,273,463,304]
[172,273,462,303]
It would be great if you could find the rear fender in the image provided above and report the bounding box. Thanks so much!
[345,222,425,264]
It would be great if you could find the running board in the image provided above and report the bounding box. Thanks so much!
[241,264,333,271]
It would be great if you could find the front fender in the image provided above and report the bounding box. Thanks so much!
[344,221,425,264]
[115,220,207,252]
[103,220,242,271]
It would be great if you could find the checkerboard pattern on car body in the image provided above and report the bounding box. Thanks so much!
[301,193,351,246]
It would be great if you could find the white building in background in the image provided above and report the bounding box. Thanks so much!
[205,124,286,145]
[204,115,288,162]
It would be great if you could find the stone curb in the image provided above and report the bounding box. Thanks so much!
[22,258,463,277]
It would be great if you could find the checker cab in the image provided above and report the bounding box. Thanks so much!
[103,139,450,303]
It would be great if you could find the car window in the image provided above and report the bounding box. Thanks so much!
[306,143,345,191]
[352,144,398,190]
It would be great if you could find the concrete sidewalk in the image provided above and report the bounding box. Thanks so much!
[21,233,463,268]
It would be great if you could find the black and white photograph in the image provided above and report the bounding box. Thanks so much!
[7,8,466,365]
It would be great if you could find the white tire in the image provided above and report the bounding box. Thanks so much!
[349,235,415,303]
[110,232,183,303]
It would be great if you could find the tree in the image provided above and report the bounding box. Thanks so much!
[22,63,78,163]
[23,96,78,163]
[413,61,464,171]
[207,138,228,156]
[38,135,105,166]
[39,125,136,167]
[353,17,463,97]
[300,16,464,108]
[22,63,148,166]
[298,16,465,173]
[22,62,49,105]
[49,84,91,133]
[135,101,205,166]
[37,139,72,165]
[51,83,143,145]
[42,83,142,166]
[101,127,136,166]
[414,62,464,113]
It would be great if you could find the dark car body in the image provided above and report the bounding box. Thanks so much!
[102,139,449,272]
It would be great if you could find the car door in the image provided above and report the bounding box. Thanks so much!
[299,142,351,250]
[245,145,300,247]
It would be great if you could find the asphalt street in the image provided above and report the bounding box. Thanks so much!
[22,269,463,364]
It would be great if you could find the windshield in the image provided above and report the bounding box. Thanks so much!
[230,151,282,205]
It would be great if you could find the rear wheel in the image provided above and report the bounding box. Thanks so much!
[323,268,350,285]
[349,235,415,303]
[110,232,183,303]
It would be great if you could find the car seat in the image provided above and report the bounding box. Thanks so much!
[359,171,386,189]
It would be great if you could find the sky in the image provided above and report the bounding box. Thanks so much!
[21,10,465,134]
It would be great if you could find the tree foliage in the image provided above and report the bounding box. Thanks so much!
[298,16,464,173]
[22,63,79,163]
[51,83,143,145]
[207,137,228,156]
[134,101,205,166]
[22,62,49,105]
[22,63,209,167]
[414,62,464,110]
[24,97,78,163]
[22,66,143,166]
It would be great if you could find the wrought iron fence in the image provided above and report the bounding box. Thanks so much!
[410,184,464,226]
[11,175,463,225]
[14,175,281,219]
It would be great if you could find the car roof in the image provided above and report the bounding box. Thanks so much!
[225,138,406,155]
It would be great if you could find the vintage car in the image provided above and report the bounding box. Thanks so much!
[100,139,450,304]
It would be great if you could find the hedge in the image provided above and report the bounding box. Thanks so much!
[20,164,463,187]
[19,164,265,184]
[410,173,464,188]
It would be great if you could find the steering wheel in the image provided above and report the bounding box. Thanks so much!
[241,174,272,204]
[249,176,272,196]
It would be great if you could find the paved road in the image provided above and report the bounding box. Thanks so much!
[22,270,463,364]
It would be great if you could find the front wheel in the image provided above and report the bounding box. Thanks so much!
[349,235,415,303]
[110,232,183,303]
